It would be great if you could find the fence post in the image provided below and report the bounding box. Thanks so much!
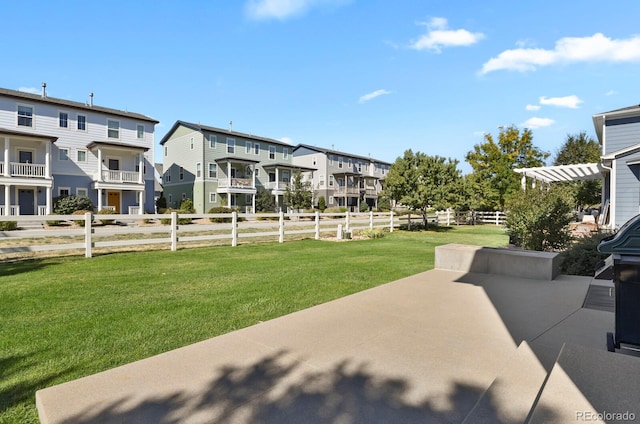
[389,211,394,232]
[84,212,92,258]
[315,211,320,240]
[171,211,178,251]
[345,211,350,233]
[446,210,451,226]
[279,211,284,243]
[232,211,238,247]
[496,211,501,226]
[369,211,374,229]
[408,213,411,231]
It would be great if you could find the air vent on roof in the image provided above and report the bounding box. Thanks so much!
[41,82,47,98]
[89,92,94,107]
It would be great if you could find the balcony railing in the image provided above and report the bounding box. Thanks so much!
[218,178,254,189]
[0,205,20,215]
[333,186,360,195]
[101,170,140,183]
[9,162,46,178]
[265,181,291,191]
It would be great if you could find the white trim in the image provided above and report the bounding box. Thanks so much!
[17,103,34,128]
[77,114,87,131]
[107,119,120,139]
[227,137,235,154]
[208,162,217,179]
[209,134,217,148]
[76,187,88,197]
[209,192,217,203]
[246,141,253,154]
[58,110,70,129]
[602,143,640,160]
[254,143,260,155]
[58,147,70,161]
[76,149,88,163]
[58,187,71,197]
[136,123,145,140]
[514,163,601,184]
[611,159,617,228]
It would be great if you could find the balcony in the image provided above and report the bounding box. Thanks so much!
[1,162,47,178]
[334,186,360,195]
[218,178,254,189]
[265,181,291,191]
[101,170,141,184]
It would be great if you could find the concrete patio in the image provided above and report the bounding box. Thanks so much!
[36,245,640,423]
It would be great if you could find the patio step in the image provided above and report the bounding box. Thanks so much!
[462,341,548,424]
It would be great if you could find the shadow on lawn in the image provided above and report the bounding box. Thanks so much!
[59,350,559,424]
[0,258,57,277]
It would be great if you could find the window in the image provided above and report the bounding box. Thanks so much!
[59,112,69,128]
[168,194,172,204]
[269,146,275,160]
[107,120,119,138]
[77,114,87,131]
[255,168,260,177]
[59,188,70,197]
[165,172,171,183]
[348,159,352,168]
[254,143,260,155]
[338,157,343,168]
[59,147,69,161]
[182,192,187,201]
[179,166,184,180]
[196,163,201,178]
[245,194,252,203]
[209,192,217,203]
[246,141,253,154]
[77,150,87,162]
[282,171,290,182]
[329,196,334,205]
[227,138,235,154]
[208,163,217,178]
[329,155,334,165]
[137,124,144,139]
[76,188,88,197]
[319,175,325,187]
[17,105,33,127]
[209,135,216,148]
[358,162,362,172]
[329,175,334,187]
[135,154,146,173]
[190,137,194,150]
[283,148,289,159]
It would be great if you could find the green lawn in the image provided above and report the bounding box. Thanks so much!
[0,226,507,423]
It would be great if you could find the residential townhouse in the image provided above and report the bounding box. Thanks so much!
[292,144,391,211]
[159,121,313,213]
[0,85,158,216]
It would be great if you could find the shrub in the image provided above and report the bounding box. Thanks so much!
[560,231,613,276]
[96,209,116,225]
[359,202,370,213]
[156,195,167,212]
[72,210,92,226]
[208,207,245,223]
[0,221,18,231]
[53,195,94,215]
[160,209,192,225]
[318,196,326,212]
[179,198,195,213]
[255,212,280,221]
[324,207,347,213]
[505,186,573,252]
[46,217,61,226]
[358,228,385,239]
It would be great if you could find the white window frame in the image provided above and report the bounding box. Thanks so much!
[227,138,235,154]
[329,155,334,165]
[319,175,325,187]
[246,141,253,154]
[209,134,217,148]
[245,194,252,204]
[209,192,217,203]
[208,162,217,179]
[77,114,87,131]
[59,187,71,197]
[254,143,260,155]
[338,157,343,169]
[137,124,144,139]
[58,111,69,129]
[282,170,290,182]
[269,146,276,160]
[59,147,69,161]
[76,149,87,163]
[107,119,120,139]
[17,104,34,127]
[196,162,201,178]
[329,196,334,205]
[76,188,88,197]
[329,175,334,187]
[165,172,171,183]
[348,159,352,168]
[283,148,289,159]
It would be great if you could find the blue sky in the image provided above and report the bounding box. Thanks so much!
[4,0,640,174]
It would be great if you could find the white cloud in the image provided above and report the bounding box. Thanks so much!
[606,90,617,96]
[410,17,484,53]
[526,104,541,111]
[539,95,583,109]
[280,136,294,144]
[473,130,486,137]
[245,0,347,20]
[521,117,555,129]
[481,33,640,74]
[359,89,391,104]
[18,87,40,94]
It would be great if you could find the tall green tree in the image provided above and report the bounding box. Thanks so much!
[465,125,549,211]
[553,132,602,209]
[285,170,313,212]
[255,187,275,212]
[383,150,463,226]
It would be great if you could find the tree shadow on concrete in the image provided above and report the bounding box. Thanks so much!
[60,350,560,424]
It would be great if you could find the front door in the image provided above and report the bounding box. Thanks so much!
[18,189,35,215]
[107,191,121,213]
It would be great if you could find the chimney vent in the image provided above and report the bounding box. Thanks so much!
[89,92,94,107]
[229,120,233,132]
[41,82,47,98]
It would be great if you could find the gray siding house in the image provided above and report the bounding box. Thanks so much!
[0,85,158,216]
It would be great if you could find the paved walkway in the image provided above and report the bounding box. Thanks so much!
[36,269,620,423]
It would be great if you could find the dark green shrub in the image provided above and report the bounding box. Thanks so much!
[160,209,192,225]
[318,196,326,211]
[324,207,347,213]
[53,195,94,215]
[96,209,116,225]
[208,207,245,223]
[256,187,275,212]
[156,195,167,212]
[0,221,18,231]
[72,210,92,226]
[560,232,613,276]
[359,202,370,212]
[179,198,195,213]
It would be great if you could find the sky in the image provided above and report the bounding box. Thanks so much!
[4,0,640,174]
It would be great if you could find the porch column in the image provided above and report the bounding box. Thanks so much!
[3,137,9,177]
[97,148,103,181]
[252,193,256,214]
[521,174,526,190]
[4,184,10,216]
[227,162,231,186]
[46,186,52,214]
[97,188,103,211]
[138,191,144,215]
[252,164,256,188]
[138,154,144,183]
[45,141,51,179]
[228,194,232,208]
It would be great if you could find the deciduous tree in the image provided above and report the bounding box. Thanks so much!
[285,170,313,212]
[553,132,602,209]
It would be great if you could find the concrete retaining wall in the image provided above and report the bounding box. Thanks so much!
[435,243,560,280]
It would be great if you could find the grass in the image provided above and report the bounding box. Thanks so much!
[0,226,507,423]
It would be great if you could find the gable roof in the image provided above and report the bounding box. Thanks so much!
[294,143,391,165]
[159,120,294,147]
[0,87,159,124]
[593,104,640,143]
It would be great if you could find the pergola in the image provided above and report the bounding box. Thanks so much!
[514,163,602,188]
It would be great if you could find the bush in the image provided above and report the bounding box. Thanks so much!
[505,186,573,252]
[324,207,347,213]
[160,209,192,225]
[318,196,326,212]
[560,231,613,276]
[359,202,370,213]
[208,207,245,223]
[156,195,167,212]
[53,195,94,215]
[358,228,386,239]
[46,217,61,226]
[0,221,18,231]
[96,209,116,225]
[72,210,92,226]
[180,198,195,213]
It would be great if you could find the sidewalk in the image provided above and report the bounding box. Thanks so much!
[36,268,624,423]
